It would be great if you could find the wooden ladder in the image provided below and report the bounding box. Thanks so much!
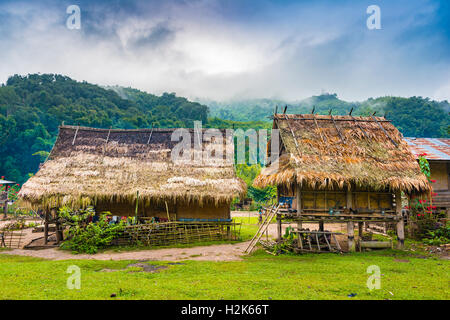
[244,204,281,254]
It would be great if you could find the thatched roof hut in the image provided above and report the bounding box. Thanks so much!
[254,114,431,195]
[19,125,246,219]
[254,113,428,250]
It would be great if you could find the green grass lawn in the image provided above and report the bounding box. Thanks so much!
[0,249,448,300]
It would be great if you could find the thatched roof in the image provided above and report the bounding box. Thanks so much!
[254,114,431,195]
[19,125,246,209]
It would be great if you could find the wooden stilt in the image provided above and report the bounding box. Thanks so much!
[3,185,9,219]
[347,221,355,252]
[358,222,363,239]
[44,210,49,245]
[277,214,282,241]
[346,189,355,252]
[396,191,405,249]
[52,208,62,244]
[296,185,302,230]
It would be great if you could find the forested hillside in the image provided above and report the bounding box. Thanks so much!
[205,93,450,138]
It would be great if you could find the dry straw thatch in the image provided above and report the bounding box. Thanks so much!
[19,126,246,210]
[254,114,431,195]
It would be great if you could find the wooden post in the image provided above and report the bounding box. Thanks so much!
[277,214,282,241]
[2,202,7,219]
[44,210,49,245]
[396,191,405,249]
[358,222,363,239]
[3,185,9,219]
[165,201,170,222]
[135,191,139,223]
[319,220,324,231]
[52,208,62,244]
[346,189,355,252]
[296,185,302,230]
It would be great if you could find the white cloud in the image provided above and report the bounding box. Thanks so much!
[0,0,448,102]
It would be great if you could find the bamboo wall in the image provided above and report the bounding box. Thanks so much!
[278,185,394,213]
[94,199,230,219]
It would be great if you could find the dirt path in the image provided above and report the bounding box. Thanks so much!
[1,241,250,262]
[0,212,348,262]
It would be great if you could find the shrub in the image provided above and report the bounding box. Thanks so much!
[423,222,450,246]
[59,207,126,254]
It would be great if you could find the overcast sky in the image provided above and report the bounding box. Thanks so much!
[0,0,449,102]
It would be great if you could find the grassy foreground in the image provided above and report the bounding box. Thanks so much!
[0,249,448,300]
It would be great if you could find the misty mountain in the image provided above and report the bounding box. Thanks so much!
[200,93,450,137]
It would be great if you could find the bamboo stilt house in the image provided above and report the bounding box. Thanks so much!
[254,113,432,249]
[18,125,246,220]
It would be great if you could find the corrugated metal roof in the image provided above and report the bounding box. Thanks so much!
[404,138,450,160]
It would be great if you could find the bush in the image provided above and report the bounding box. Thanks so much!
[59,207,126,254]
[423,222,450,246]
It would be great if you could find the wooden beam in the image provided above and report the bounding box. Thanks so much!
[284,114,302,157]
[272,116,392,122]
[311,114,327,144]
[44,210,49,245]
[105,127,111,144]
[350,115,369,139]
[330,114,345,143]
[371,116,398,147]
